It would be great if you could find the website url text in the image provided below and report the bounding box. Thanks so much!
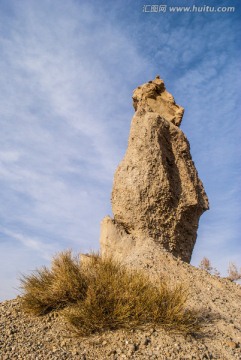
[143,5,236,13]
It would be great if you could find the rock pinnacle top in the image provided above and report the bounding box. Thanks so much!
[132,76,184,126]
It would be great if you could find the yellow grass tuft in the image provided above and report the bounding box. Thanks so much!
[20,251,200,335]
[20,250,87,315]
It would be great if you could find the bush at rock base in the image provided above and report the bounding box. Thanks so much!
[20,251,200,335]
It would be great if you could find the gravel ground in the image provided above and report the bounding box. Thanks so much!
[1,251,241,360]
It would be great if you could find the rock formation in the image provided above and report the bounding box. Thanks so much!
[100,76,209,263]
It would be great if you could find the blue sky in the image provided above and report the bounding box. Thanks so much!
[0,0,240,300]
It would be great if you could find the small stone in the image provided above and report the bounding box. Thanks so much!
[108,350,117,356]
[225,340,238,349]
[116,348,122,354]
[120,355,127,359]
[129,343,138,353]
[143,337,151,346]
[72,349,79,355]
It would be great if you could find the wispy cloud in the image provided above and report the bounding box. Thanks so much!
[0,228,56,259]
[0,0,149,300]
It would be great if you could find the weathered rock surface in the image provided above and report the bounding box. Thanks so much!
[101,76,209,263]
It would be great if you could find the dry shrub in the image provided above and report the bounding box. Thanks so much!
[20,267,55,315]
[199,257,212,272]
[20,251,87,315]
[227,262,241,282]
[20,251,200,335]
[199,257,220,276]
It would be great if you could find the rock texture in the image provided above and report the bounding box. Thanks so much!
[101,76,209,263]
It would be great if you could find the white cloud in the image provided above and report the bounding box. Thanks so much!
[0,228,55,259]
[0,0,150,300]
